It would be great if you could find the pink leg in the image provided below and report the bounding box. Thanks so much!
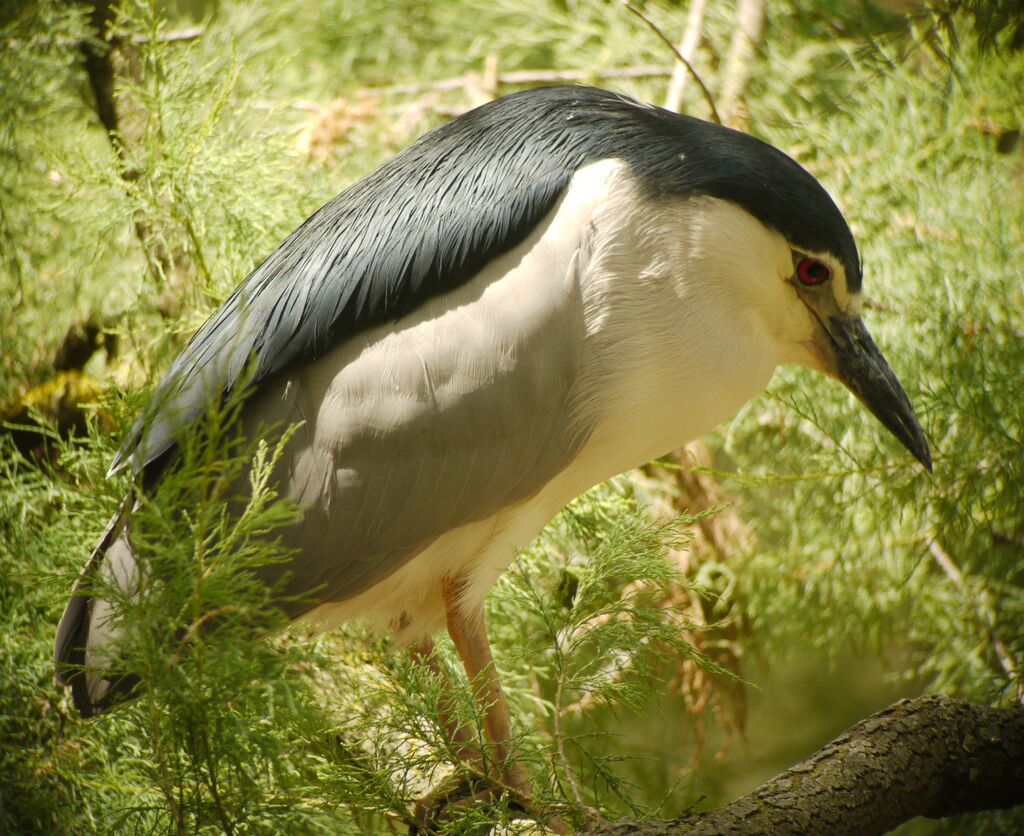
[441,577,531,793]
[410,578,568,833]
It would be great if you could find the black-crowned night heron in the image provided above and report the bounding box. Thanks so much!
[55,84,931,801]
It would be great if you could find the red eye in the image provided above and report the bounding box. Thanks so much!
[797,257,831,286]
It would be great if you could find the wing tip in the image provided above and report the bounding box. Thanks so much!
[54,500,136,717]
[53,594,103,717]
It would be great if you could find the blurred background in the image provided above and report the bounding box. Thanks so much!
[1,1,1021,833]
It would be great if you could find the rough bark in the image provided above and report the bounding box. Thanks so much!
[581,695,1024,835]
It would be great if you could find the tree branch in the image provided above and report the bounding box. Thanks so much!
[581,695,1024,834]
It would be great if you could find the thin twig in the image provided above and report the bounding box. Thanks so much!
[147,689,186,834]
[623,2,720,124]
[28,26,206,49]
[130,26,204,45]
[924,533,1023,704]
[552,659,584,806]
[664,0,707,113]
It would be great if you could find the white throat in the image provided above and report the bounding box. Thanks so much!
[562,163,782,482]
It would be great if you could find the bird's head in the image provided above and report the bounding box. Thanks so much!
[769,240,930,470]
[659,119,932,470]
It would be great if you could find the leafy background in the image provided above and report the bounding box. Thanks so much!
[1,0,1021,833]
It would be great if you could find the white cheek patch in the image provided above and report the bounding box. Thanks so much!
[844,291,863,316]
[829,263,862,316]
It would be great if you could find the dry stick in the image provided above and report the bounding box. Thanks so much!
[254,66,681,114]
[622,3,721,124]
[482,53,500,98]
[42,26,204,48]
[130,26,204,45]
[924,533,1023,704]
[462,53,501,108]
[718,0,767,128]
[664,0,707,113]
[381,65,677,97]
[262,66,687,121]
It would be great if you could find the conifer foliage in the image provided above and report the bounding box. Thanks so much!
[1,1,1021,832]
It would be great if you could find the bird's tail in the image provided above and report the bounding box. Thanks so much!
[54,497,141,716]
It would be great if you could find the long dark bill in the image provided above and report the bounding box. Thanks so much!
[826,316,932,471]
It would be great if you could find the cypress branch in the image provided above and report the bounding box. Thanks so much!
[582,696,1024,835]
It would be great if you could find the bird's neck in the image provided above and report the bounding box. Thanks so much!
[570,192,780,481]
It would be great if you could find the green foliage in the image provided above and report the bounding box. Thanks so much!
[941,0,1024,51]
[1,0,1022,833]
[717,18,1024,709]
[491,483,721,819]
[0,1,113,402]
[89,396,327,833]
[0,423,120,834]
[0,401,336,833]
[258,484,715,831]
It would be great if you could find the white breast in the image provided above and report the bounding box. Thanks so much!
[297,162,780,641]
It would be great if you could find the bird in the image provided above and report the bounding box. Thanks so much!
[55,84,931,808]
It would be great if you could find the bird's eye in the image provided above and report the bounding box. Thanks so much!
[796,257,831,286]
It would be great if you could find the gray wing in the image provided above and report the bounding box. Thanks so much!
[243,243,593,610]
[110,87,608,477]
